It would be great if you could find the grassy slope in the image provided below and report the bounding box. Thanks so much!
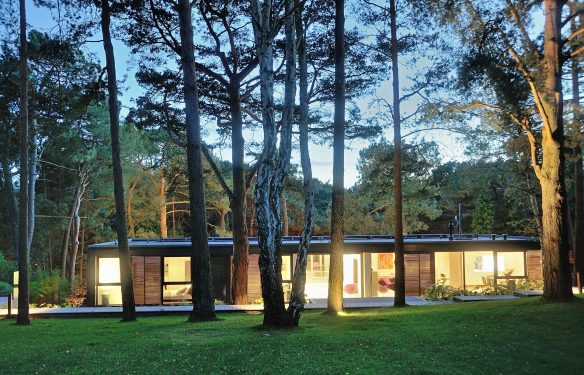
[1,297,583,374]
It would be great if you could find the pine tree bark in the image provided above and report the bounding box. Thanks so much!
[538,0,573,301]
[17,0,30,325]
[327,0,345,314]
[127,179,138,238]
[230,84,250,305]
[177,0,216,321]
[160,170,168,238]
[61,177,82,279]
[571,12,583,294]
[390,0,406,307]
[287,0,314,325]
[282,192,289,236]
[101,0,137,321]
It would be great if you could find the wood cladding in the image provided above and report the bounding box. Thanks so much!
[527,251,543,280]
[131,256,161,305]
[247,254,262,301]
[132,257,145,305]
[405,253,434,296]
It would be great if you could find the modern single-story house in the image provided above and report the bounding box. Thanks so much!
[86,234,542,306]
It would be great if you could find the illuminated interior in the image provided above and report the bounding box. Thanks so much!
[97,258,122,306]
[371,253,395,297]
[434,252,463,288]
[163,257,191,303]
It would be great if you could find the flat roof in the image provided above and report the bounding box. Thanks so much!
[88,234,540,251]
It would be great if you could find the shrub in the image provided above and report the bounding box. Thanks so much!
[64,285,87,308]
[30,269,69,306]
[423,277,470,301]
[0,253,16,284]
[0,281,13,295]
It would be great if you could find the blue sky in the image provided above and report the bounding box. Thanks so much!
[23,0,468,187]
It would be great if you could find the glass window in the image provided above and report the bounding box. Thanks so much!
[281,255,292,281]
[371,253,395,297]
[98,258,120,284]
[305,254,330,299]
[434,252,463,288]
[497,252,525,277]
[164,257,191,282]
[163,284,192,302]
[464,251,495,287]
[343,254,361,298]
[97,286,122,306]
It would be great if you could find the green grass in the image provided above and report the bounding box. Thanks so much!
[1,297,584,374]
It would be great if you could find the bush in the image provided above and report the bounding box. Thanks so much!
[0,253,16,284]
[0,281,13,295]
[64,285,87,308]
[30,269,69,307]
[423,277,471,301]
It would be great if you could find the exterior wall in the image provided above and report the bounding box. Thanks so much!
[404,254,434,296]
[527,251,543,279]
[247,254,262,302]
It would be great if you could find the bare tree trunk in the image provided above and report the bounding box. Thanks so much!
[287,0,314,325]
[101,0,136,321]
[127,179,138,238]
[327,0,345,315]
[250,0,296,326]
[68,175,86,288]
[27,116,38,251]
[389,0,406,307]
[282,192,289,236]
[571,12,583,294]
[17,0,30,325]
[177,0,215,321]
[160,171,168,238]
[1,161,19,256]
[61,178,82,279]
[538,0,573,301]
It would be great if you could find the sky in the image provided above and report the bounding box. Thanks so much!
[23,0,468,188]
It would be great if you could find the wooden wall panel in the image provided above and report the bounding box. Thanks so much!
[405,254,420,296]
[132,256,145,305]
[145,257,161,304]
[527,251,543,280]
[247,254,262,301]
[419,253,433,293]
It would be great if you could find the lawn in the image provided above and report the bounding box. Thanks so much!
[1,297,583,374]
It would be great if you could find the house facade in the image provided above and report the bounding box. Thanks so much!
[86,234,542,306]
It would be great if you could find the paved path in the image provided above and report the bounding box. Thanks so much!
[0,297,452,318]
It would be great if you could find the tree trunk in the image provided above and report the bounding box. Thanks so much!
[101,0,137,321]
[229,84,250,305]
[1,161,19,257]
[389,0,406,307]
[17,0,30,325]
[571,12,583,294]
[525,168,543,237]
[538,0,573,301]
[287,0,314,325]
[327,0,345,314]
[160,171,168,238]
[127,178,138,238]
[250,0,296,326]
[177,0,215,321]
[27,115,38,251]
[68,176,85,288]
[61,177,83,279]
[282,191,289,236]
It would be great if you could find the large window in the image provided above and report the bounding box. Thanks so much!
[97,258,122,306]
[163,257,191,304]
[463,251,526,288]
[434,252,463,288]
[305,254,329,299]
[371,253,395,297]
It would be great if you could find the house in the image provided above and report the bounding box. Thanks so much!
[85,234,542,306]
